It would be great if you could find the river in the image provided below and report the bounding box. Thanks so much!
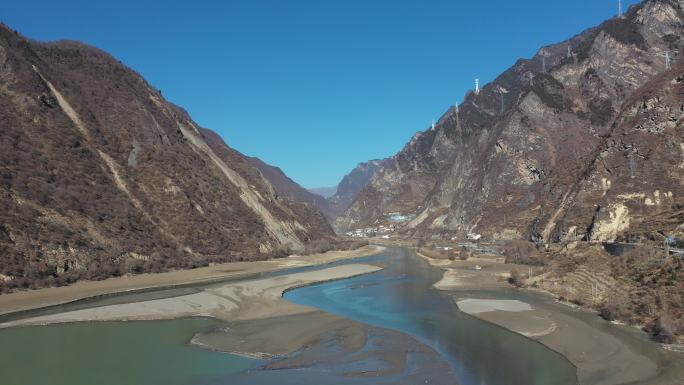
[0,247,586,385]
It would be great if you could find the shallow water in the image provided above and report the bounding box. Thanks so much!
[0,247,581,385]
[0,318,256,385]
[285,247,578,385]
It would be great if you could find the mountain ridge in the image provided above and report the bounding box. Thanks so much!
[0,23,334,291]
[339,0,684,245]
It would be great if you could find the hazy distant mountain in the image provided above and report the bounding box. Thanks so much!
[339,0,684,245]
[308,186,337,199]
[0,24,334,291]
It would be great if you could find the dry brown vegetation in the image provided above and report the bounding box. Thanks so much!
[601,246,683,343]
[508,269,525,288]
[0,25,335,294]
[502,240,546,266]
[505,239,684,344]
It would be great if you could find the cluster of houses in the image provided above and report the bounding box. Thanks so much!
[345,224,397,239]
[388,213,412,222]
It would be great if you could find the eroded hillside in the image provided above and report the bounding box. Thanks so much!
[0,25,334,291]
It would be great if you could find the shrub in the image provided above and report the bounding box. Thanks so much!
[644,316,676,344]
[508,269,524,287]
[503,240,545,266]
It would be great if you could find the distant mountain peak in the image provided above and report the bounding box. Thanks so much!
[308,186,337,199]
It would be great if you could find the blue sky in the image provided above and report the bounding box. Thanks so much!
[3,0,640,188]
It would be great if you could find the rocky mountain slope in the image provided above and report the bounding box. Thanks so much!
[0,24,334,291]
[340,0,684,245]
[328,159,386,224]
[251,158,386,225]
[246,155,336,220]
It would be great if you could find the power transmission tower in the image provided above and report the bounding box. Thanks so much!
[539,48,549,73]
[658,50,678,70]
[432,119,435,131]
[475,78,480,95]
[496,86,507,114]
[666,236,671,259]
[618,0,623,17]
[455,104,461,131]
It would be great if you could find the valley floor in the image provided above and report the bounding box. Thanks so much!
[418,251,684,385]
[0,245,456,385]
[0,245,385,317]
[0,263,382,329]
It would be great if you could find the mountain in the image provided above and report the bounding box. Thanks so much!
[245,156,336,220]
[308,186,337,199]
[339,0,684,246]
[0,24,334,291]
[328,159,386,223]
[244,157,385,226]
[330,159,386,210]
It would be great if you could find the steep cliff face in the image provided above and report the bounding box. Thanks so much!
[562,62,684,243]
[0,25,333,289]
[340,0,684,243]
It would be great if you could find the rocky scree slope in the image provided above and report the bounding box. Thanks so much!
[340,0,684,245]
[0,25,334,291]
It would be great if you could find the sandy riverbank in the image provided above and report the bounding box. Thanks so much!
[0,245,385,316]
[190,310,454,385]
[0,246,458,384]
[0,263,382,328]
[418,250,684,385]
[417,251,512,289]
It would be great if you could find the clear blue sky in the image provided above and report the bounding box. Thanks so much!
[4,0,640,188]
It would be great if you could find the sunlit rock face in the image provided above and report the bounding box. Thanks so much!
[340,0,684,243]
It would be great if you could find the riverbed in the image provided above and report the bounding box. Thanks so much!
[0,246,680,385]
